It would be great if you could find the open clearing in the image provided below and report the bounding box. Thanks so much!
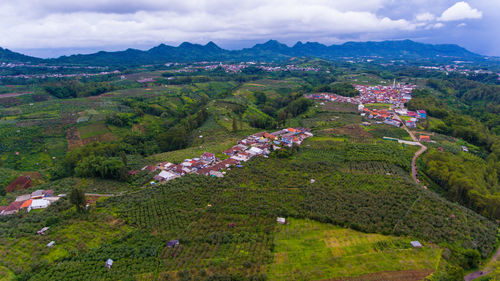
[268,218,441,281]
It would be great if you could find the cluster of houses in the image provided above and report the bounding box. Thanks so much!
[174,61,320,74]
[353,83,416,105]
[141,128,313,183]
[0,70,120,80]
[0,189,62,216]
[306,83,428,129]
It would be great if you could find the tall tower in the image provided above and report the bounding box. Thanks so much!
[393,79,396,89]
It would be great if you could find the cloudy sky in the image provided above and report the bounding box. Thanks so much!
[0,0,498,58]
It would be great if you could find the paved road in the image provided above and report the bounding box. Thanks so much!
[464,246,500,281]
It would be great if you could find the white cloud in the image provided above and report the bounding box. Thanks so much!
[416,12,435,22]
[0,0,416,49]
[438,1,482,21]
[457,22,467,27]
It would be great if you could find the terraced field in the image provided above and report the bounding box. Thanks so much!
[268,218,441,281]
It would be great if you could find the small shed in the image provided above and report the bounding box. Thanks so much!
[37,227,50,235]
[47,241,55,247]
[277,217,286,224]
[105,259,113,269]
[410,241,422,248]
[167,240,179,248]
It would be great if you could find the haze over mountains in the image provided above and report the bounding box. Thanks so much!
[0,39,487,66]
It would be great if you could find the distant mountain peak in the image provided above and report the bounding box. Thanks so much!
[1,39,484,66]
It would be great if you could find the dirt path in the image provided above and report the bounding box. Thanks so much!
[403,126,427,187]
[464,246,500,281]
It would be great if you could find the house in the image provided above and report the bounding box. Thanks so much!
[29,199,50,211]
[201,152,215,163]
[105,259,113,269]
[419,135,431,142]
[154,170,179,182]
[248,147,264,156]
[37,227,50,235]
[47,241,55,247]
[264,132,277,141]
[358,104,364,111]
[167,240,179,248]
[410,241,422,248]
[277,217,286,224]
[0,206,7,215]
[43,190,54,197]
[406,120,416,128]
[417,110,427,119]
[231,152,251,162]
[141,165,158,172]
[2,201,25,215]
[15,194,31,202]
[461,146,469,152]
[209,171,224,178]
[407,111,419,118]
[20,199,32,209]
[383,119,401,127]
[31,190,44,199]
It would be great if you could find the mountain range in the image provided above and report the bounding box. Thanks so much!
[0,40,485,66]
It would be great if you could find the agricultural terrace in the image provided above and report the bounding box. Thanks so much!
[268,218,441,281]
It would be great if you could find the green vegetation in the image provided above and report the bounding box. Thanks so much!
[0,58,498,280]
[268,218,441,280]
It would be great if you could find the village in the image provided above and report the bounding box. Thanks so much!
[140,127,313,183]
[174,62,320,73]
[0,187,62,216]
[306,82,431,132]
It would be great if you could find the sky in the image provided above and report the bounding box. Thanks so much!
[0,0,498,58]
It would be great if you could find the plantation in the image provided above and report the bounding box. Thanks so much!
[0,59,498,281]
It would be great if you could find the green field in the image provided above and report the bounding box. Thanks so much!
[269,218,441,280]
[77,122,111,139]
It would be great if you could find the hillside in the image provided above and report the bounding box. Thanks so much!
[0,47,42,64]
[0,40,485,66]
[0,59,498,280]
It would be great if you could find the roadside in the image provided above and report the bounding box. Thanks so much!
[403,126,427,188]
[464,246,500,281]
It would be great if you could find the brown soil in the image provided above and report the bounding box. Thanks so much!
[322,269,434,281]
[66,127,83,150]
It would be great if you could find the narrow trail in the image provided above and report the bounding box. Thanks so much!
[403,126,427,187]
[464,246,500,281]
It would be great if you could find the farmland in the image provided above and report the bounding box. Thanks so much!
[268,218,441,280]
[0,58,498,281]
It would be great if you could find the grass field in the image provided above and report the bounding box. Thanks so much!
[77,122,111,139]
[268,218,441,281]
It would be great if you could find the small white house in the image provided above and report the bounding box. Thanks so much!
[277,217,286,224]
[154,170,179,182]
[410,241,422,248]
[28,199,50,212]
[248,147,264,156]
[37,227,49,235]
[47,241,55,247]
[105,259,113,269]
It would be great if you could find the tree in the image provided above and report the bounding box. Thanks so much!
[70,188,86,213]
[232,117,238,132]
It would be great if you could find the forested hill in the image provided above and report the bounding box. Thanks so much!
[0,47,42,64]
[1,40,486,66]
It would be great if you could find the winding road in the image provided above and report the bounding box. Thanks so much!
[402,126,427,187]
[464,246,500,281]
